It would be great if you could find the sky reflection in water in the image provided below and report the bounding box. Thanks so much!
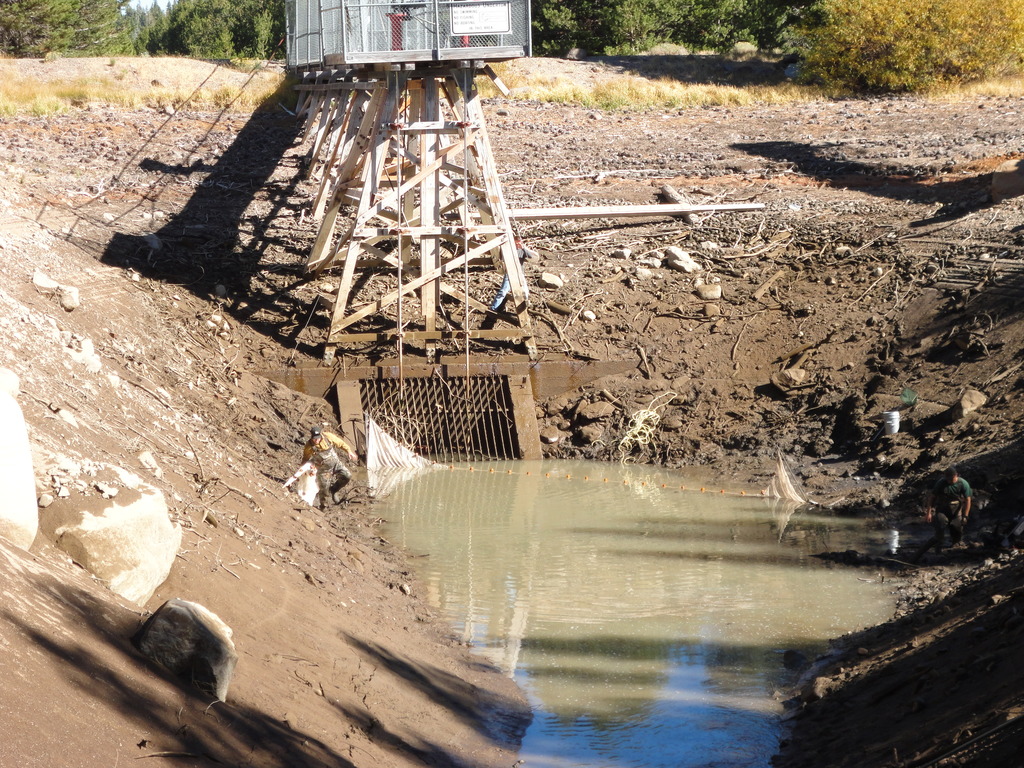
[378,459,894,768]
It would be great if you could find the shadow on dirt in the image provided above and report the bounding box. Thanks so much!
[340,633,530,756]
[775,553,1024,768]
[731,140,993,220]
[0,554,354,768]
[582,53,792,88]
[99,98,324,358]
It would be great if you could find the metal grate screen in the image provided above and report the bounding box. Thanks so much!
[361,375,519,461]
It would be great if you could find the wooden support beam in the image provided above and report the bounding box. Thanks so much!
[326,329,532,343]
[259,359,637,402]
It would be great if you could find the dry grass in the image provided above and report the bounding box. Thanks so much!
[485,55,1024,109]
[926,74,1024,100]
[0,57,291,116]
[483,58,822,109]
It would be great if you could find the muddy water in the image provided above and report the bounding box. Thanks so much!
[377,460,895,768]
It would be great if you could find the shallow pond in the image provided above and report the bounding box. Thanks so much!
[377,459,895,768]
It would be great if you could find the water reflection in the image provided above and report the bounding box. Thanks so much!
[378,460,894,768]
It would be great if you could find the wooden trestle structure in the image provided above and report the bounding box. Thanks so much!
[296,63,533,364]
[279,61,765,460]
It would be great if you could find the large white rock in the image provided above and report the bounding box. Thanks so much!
[0,390,38,550]
[664,246,701,273]
[134,598,238,702]
[538,272,564,290]
[40,474,181,605]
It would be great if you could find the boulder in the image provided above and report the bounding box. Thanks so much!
[951,388,987,421]
[40,470,181,605]
[0,390,38,550]
[134,598,238,701]
[0,367,20,397]
[32,269,60,292]
[539,426,565,444]
[56,285,81,312]
[992,158,1024,203]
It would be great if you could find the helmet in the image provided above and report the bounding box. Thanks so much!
[310,426,322,437]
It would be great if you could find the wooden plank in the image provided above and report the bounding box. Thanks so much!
[508,203,764,220]
[460,70,535,357]
[306,83,388,271]
[312,89,362,219]
[419,76,442,362]
[294,82,375,92]
[259,360,635,402]
[329,329,530,342]
[507,374,541,460]
[387,121,474,133]
[351,225,507,238]
[334,381,366,454]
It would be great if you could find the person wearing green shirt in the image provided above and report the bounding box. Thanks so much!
[912,466,972,562]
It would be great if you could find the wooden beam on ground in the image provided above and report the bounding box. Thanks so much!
[508,202,764,220]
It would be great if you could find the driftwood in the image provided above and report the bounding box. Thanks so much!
[753,269,786,301]
[659,184,699,224]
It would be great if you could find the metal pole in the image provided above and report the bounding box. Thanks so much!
[433,0,441,53]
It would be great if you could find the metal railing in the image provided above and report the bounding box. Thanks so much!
[287,0,530,69]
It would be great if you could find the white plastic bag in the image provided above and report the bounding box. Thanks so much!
[294,468,319,507]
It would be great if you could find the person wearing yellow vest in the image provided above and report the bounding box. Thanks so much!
[301,426,358,510]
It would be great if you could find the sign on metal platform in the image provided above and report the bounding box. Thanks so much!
[451,3,511,35]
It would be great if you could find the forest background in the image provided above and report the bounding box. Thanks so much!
[0,0,1023,102]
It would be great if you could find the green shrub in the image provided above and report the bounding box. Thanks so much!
[800,0,1024,92]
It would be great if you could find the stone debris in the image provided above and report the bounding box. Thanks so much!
[695,283,723,301]
[952,388,987,420]
[663,246,701,273]
[32,270,82,312]
[538,272,564,290]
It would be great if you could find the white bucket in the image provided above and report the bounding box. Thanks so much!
[882,411,900,435]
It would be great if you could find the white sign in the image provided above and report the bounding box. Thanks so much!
[451,3,511,35]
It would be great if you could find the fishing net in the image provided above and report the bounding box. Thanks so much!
[765,449,812,505]
[364,414,438,497]
[365,414,433,470]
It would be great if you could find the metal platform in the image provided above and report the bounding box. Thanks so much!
[286,0,531,70]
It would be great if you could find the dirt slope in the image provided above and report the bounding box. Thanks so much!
[2,55,1024,767]
[0,59,528,768]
